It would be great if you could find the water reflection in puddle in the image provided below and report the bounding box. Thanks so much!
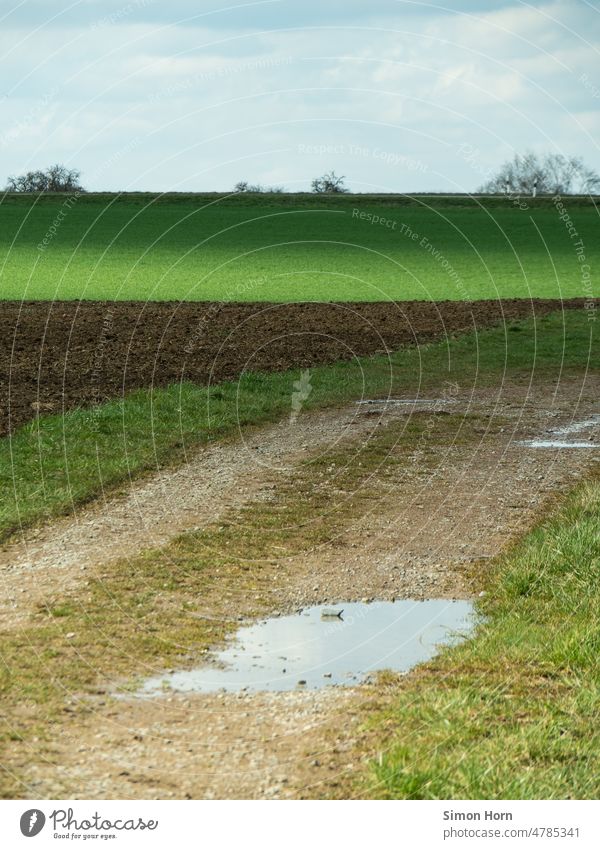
[139,599,475,695]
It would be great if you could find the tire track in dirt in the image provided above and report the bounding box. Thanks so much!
[0,402,427,628]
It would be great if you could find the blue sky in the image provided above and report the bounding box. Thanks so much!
[1,0,599,191]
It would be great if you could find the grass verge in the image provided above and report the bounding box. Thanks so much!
[356,471,600,799]
[0,310,594,541]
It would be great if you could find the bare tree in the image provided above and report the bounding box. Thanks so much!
[480,152,600,195]
[233,181,284,193]
[311,170,349,193]
[7,164,85,193]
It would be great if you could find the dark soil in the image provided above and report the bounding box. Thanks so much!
[0,299,590,436]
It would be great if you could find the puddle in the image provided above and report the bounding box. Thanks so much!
[549,415,600,436]
[520,440,598,449]
[138,599,475,696]
[519,414,599,449]
[357,398,452,406]
[519,415,600,448]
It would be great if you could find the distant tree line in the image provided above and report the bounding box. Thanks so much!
[6,166,353,195]
[6,164,85,193]
[6,155,597,196]
[479,152,599,195]
[233,180,285,193]
[234,171,349,194]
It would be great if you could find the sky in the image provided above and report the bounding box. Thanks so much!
[0,0,599,192]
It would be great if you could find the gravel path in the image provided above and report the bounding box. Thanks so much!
[0,402,420,628]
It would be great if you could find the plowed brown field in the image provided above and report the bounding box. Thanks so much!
[1,298,588,436]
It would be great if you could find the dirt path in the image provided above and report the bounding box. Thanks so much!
[1,401,445,628]
[4,375,600,799]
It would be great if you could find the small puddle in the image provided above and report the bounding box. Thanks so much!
[138,599,475,696]
[520,440,598,449]
[519,415,599,449]
[550,415,600,436]
[357,399,452,406]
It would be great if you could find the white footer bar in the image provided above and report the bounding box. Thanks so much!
[0,800,597,849]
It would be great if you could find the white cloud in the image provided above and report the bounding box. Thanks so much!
[0,0,598,191]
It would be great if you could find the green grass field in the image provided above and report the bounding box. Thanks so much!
[0,193,597,301]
